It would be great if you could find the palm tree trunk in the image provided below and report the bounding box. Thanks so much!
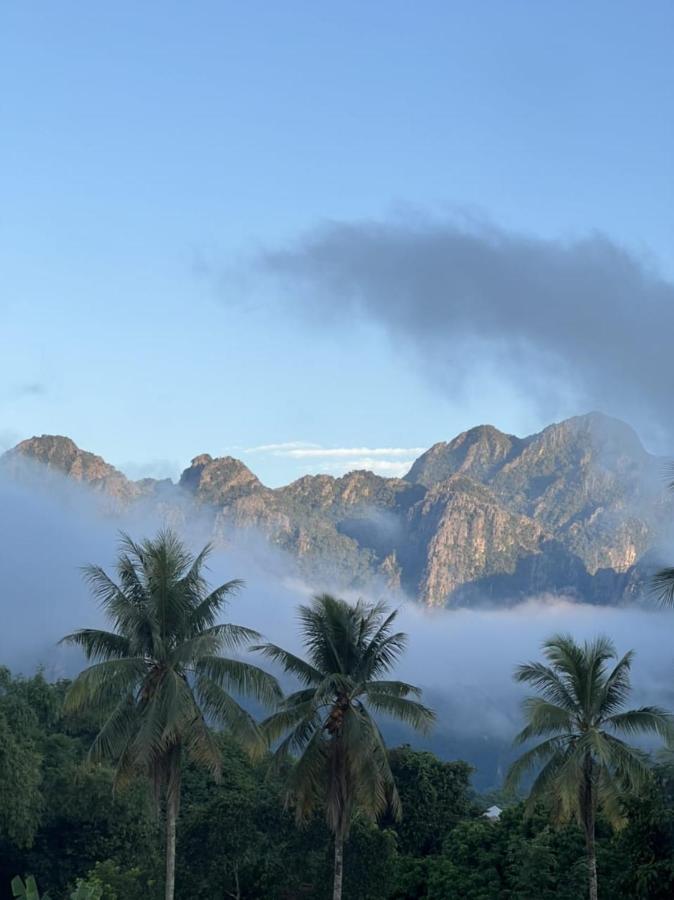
[165,748,182,900]
[333,830,344,900]
[582,754,598,900]
[584,822,598,900]
[165,791,177,900]
[329,706,349,900]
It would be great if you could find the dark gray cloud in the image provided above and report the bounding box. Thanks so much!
[257,216,674,449]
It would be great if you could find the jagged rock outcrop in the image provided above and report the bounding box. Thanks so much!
[3,413,671,607]
[179,454,264,504]
[1,435,140,504]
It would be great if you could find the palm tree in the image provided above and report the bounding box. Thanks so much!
[253,593,435,900]
[505,633,671,900]
[61,530,281,900]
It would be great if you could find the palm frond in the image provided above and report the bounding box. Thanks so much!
[64,657,147,713]
[265,704,322,760]
[171,624,261,668]
[513,661,578,713]
[59,628,131,661]
[505,736,569,793]
[355,705,403,821]
[599,651,635,716]
[361,631,409,680]
[652,568,674,606]
[515,698,573,742]
[195,675,263,756]
[363,692,435,733]
[251,642,322,685]
[195,655,282,707]
[605,706,673,740]
[600,732,653,794]
[183,713,223,780]
[357,608,399,677]
[89,697,138,761]
[287,728,329,823]
[186,579,244,632]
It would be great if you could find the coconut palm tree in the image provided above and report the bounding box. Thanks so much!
[61,530,281,900]
[254,593,435,900]
[505,633,671,900]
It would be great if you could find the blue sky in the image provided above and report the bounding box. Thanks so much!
[2,2,674,485]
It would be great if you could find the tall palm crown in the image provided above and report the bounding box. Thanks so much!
[506,633,671,900]
[506,633,670,821]
[61,530,280,900]
[254,594,434,900]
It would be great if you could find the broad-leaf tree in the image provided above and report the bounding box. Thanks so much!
[506,633,671,900]
[254,593,435,900]
[61,530,280,900]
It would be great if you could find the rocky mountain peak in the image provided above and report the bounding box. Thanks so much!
[179,453,263,505]
[10,435,89,470]
[406,424,523,487]
[2,434,138,501]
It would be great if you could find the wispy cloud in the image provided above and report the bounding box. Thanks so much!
[245,442,424,478]
[282,446,424,460]
[248,443,423,459]
[246,441,322,453]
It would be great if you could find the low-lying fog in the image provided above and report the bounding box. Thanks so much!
[3,467,673,789]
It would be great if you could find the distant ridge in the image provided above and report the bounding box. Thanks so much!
[2,413,671,608]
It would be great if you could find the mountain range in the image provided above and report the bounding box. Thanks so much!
[2,412,672,607]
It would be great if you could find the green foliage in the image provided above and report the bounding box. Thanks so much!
[26,745,160,896]
[11,877,49,900]
[0,670,44,850]
[2,660,674,900]
[428,819,503,899]
[69,883,102,900]
[600,763,674,898]
[387,746,474,855]
[75,860,153,900]
[0,711,42,849]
